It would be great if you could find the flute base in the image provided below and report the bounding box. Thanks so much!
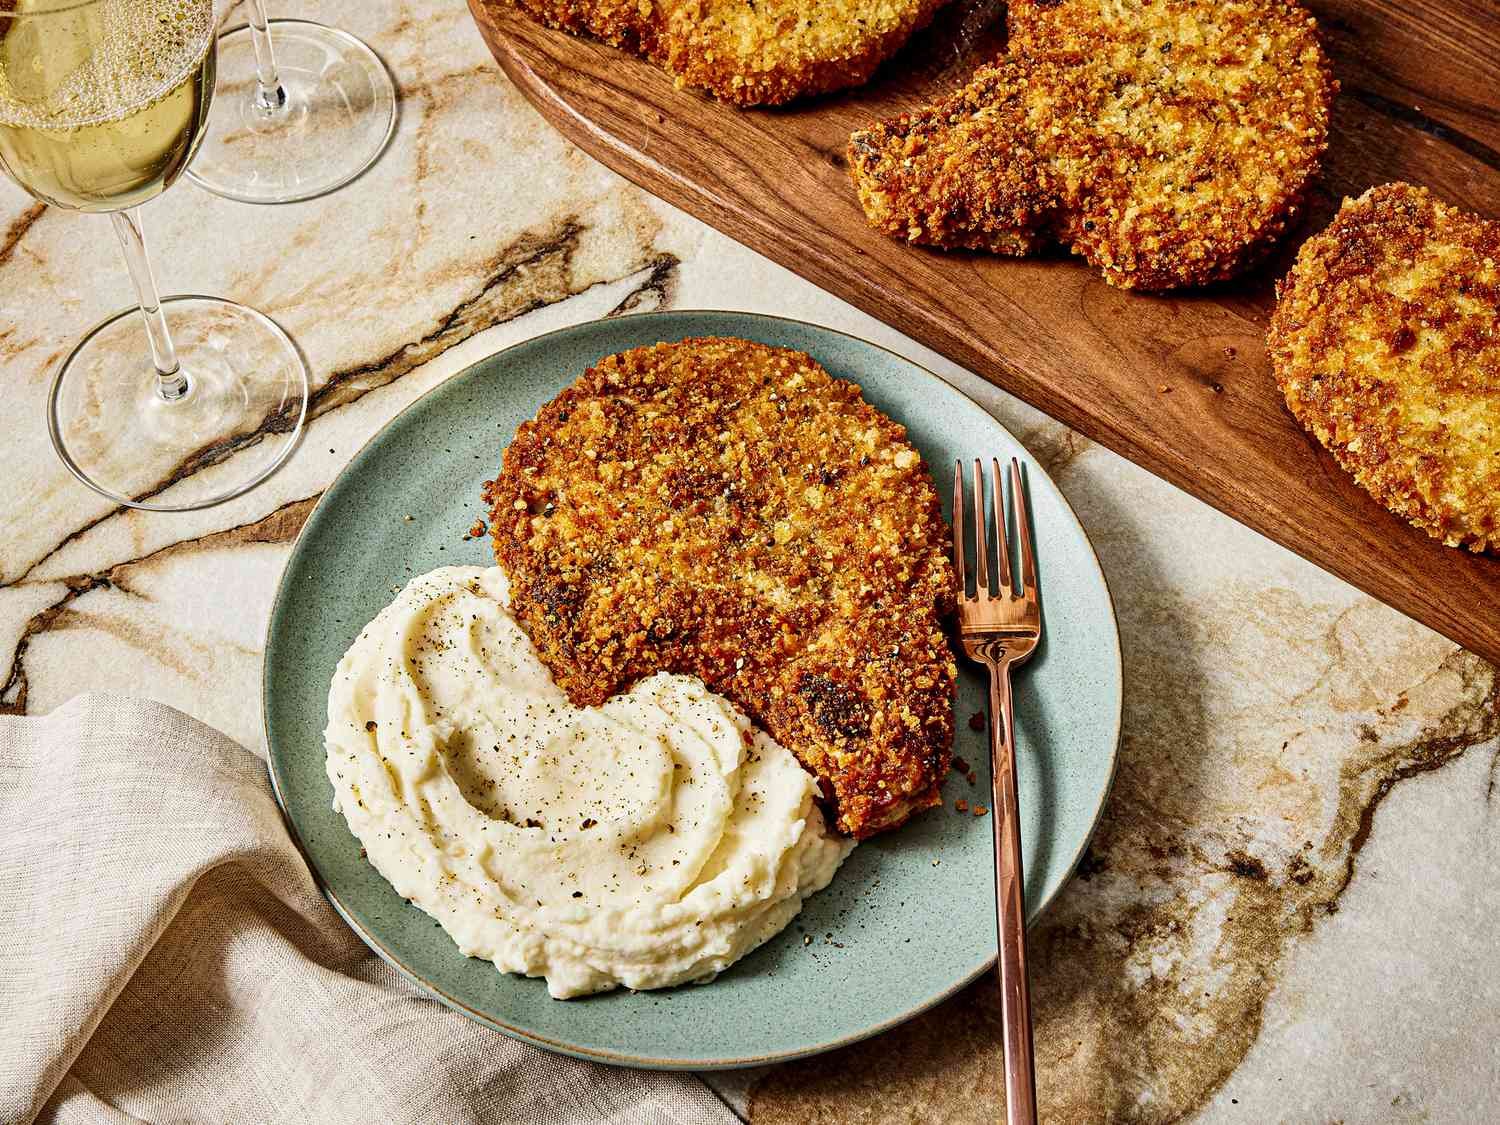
[48,296,309,512]
[186,20,396,204]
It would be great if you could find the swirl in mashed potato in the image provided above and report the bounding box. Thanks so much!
[325,566,852,999]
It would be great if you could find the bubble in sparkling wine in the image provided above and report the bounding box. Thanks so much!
[0,0,212,129]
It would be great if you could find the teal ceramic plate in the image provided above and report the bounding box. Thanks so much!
[264,310,1120,1070]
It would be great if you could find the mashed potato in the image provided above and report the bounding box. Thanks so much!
[325,566,852,998]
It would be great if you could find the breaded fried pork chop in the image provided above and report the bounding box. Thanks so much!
[505,0,948,106]
[1269,183,1500,553]
[849,0,1335,290]
[482,338,957,838]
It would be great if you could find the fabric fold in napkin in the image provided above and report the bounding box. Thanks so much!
[0,694,736,1125]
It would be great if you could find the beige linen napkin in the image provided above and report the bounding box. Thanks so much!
[0,694,736,1125]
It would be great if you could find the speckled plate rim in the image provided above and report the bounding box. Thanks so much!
[261,309,1122,1070]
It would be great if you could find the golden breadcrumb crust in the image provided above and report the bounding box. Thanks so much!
[1268,183,1500,553]
[849,0,1336,289]
[482,338,958,838]
[506,0,949,106]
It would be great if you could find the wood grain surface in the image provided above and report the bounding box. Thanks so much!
[468,0,1500,664]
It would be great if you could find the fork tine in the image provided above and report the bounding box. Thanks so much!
[992,457,1013,596]
[1012,458,1037,594]
[952,461,967,596]
[972,459,989,595]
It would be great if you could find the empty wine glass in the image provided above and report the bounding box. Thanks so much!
[186,2,396,203]
[0,0,309,511]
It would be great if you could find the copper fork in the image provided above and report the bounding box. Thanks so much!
[953,457,1041,1125]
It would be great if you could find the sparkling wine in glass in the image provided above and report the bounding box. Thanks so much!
[0,0,309,512]
[186,2,396,204]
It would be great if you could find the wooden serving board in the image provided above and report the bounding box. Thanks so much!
[468,0,1500,664]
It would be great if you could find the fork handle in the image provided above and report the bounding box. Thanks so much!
[989,656,1038,1125]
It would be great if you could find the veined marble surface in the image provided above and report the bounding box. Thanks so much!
[2,2,1497,1121]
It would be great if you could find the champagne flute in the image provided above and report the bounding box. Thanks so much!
[0,0,309,511]
[186,2,396,203]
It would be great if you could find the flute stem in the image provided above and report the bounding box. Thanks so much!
[246,0,287,112]
[110,209,188,402]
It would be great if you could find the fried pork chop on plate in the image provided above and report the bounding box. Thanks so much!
[848,0,1336,290]
[483,337,957,837]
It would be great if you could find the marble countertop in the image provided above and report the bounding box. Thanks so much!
[2,2,1497,1121]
